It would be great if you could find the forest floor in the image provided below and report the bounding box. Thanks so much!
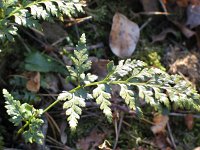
[1,0,200,149]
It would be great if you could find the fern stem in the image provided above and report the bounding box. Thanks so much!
[17,121,30,135]
[43,85,82,113]
[43,99,60,113]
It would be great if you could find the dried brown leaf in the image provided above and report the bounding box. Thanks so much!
[109,13,140,58]
[151,114,169,134]
[90,57,109,79]
[190,0,200,5]
[154,133,172,150]
[185,114,194,130]
[76,129,106,150]
[26,72,40,92]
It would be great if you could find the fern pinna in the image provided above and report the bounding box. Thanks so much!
[3,34,200,144]
[0,0,83,42]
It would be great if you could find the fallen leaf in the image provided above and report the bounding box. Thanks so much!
[151,28,177,43]
[90,57,109,79]
[185,114,194,130]
[76,129,106,150]
[44,74,59,93]
[166,48,200,88]
[42,22,67,43]
[154,132,172,150]
[151,114,169,134]
[176,0,189,7]
[194,146,200,150]
[187,4,200,29]
[109,13,140,58]
[26,72,40,92]
[190,0,200,6]
[140,0,159,12]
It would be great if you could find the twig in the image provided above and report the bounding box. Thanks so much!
[21,28,46,46]
[45,112,61,134]
[113,112,124,150]
[51,36,68,46]
[159,0,168,13]
[64,16,92,27]
[167,122,177,149]
[138,12,171,16]
[139,17,152,31]
[17,34,31,52]
[63,42,104,51]
[46,135,73,150]
[169,112,200,119]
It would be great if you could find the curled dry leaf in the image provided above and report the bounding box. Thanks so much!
[26,72,40,92]
[184,114,194,130]
[187,4,200,28]
[151,114,169,134]
[109,13,140,58]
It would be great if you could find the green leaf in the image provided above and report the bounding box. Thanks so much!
[24,52,67,75]
[93,84,112,121]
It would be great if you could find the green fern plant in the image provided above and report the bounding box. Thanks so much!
[3,34,200,144]
[0,0,83,42]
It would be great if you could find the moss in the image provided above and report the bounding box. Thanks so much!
[133,40,166,71]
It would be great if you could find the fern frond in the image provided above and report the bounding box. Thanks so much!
[67,33,93,85]
[3,89,44,144]
[3,89,24,126]
[110,59,200,112]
